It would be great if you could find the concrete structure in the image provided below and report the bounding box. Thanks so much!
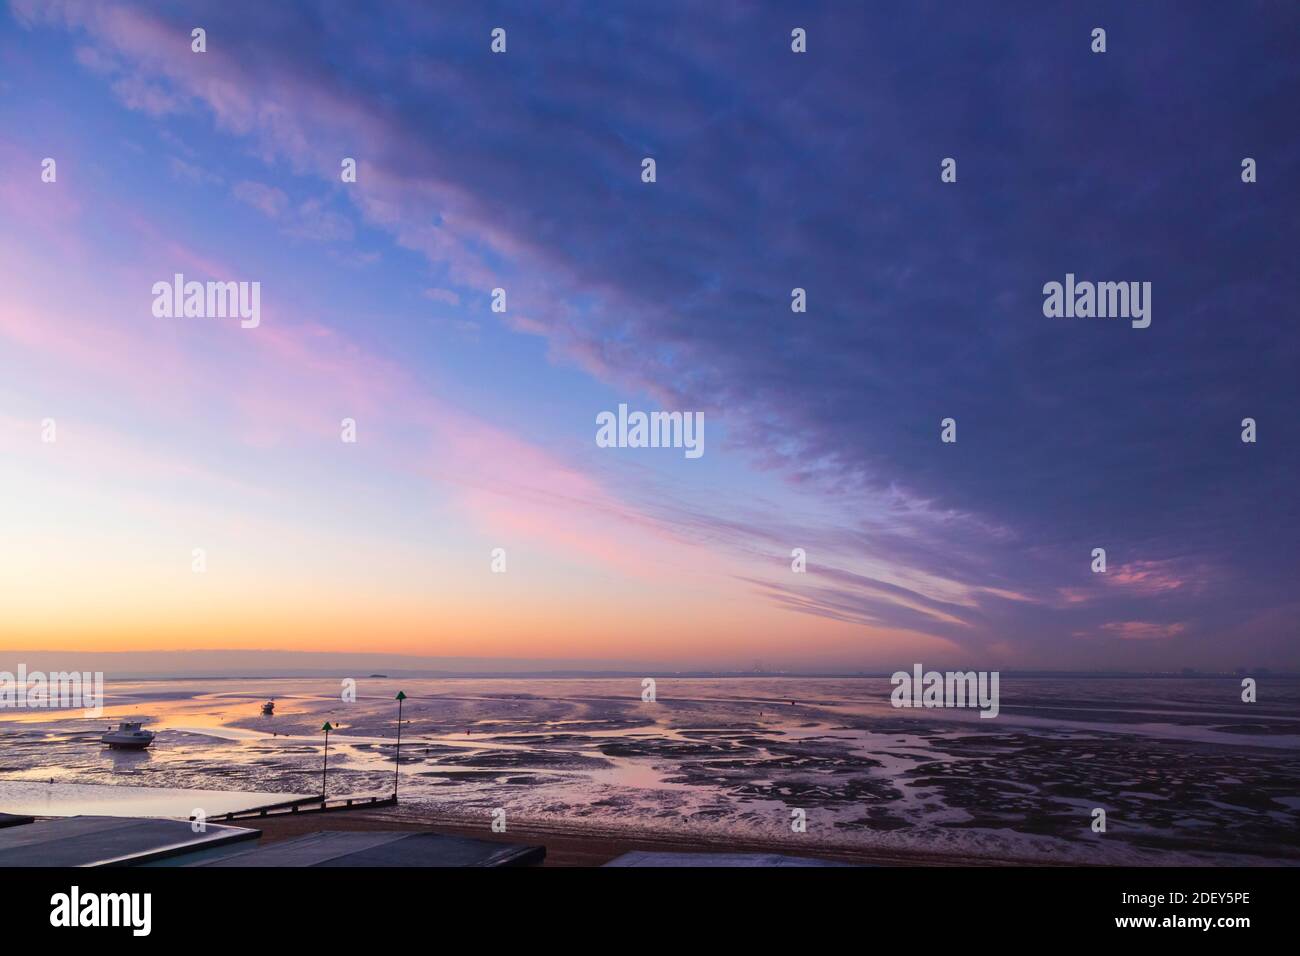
[200,830,545,867]
[0,815,259,867]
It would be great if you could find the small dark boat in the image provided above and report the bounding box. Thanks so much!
[261,700,275,715]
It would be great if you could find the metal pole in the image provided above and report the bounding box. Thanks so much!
[394,696,403,798]
[322,726,330,801]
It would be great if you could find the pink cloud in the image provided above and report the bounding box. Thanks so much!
[1105,559,1196,595]
[231,180,289,218]
[0,140,83,234]
[422,287,460,307]
[1056,559,1207,607]
[0,200,724,585]
[1099,621,1188,641]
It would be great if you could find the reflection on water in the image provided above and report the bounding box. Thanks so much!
[0,780,299,816]
[0,779,305,818]
[1,676,1297,864]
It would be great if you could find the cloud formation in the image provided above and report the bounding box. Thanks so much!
[6,0,1299,668]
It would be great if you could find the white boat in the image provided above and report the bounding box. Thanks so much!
[261,700,275,715]
[101,721,155,750]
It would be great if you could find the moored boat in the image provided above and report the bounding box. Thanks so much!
[101,721,154,750]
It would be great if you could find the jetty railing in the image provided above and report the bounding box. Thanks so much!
[193,793,397,823]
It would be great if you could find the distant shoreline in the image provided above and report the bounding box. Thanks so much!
[5,671,1292,682]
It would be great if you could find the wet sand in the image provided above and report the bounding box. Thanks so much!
[3,675,1297,866]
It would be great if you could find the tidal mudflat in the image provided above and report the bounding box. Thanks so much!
[1,676,1295,865]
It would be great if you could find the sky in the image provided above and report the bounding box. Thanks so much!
[1,1,1297,673]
